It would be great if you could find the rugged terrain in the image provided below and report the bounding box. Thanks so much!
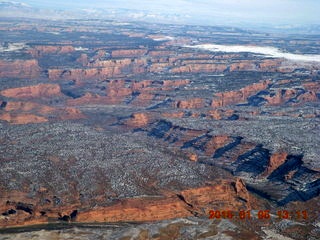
[0,18,320,239]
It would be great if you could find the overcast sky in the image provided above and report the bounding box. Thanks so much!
[13,0,320,26]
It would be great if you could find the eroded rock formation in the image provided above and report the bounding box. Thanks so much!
[0,180,251,227]
[0,59,40,78]
[1,84,61,99]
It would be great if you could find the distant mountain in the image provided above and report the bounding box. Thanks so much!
[0,1,79,19]
[1,1,320,34]
[0,1,30,8]
[0,1,193,25]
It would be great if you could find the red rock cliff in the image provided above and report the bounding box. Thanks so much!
[1,84,61,99]
[211,80,271,107]
[0,59,40,78]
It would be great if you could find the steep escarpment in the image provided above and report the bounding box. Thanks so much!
[211,80,319,107]
[0,100,85,124]
[142,119,320,205]
[77,179,251,223]
[0,59,40,78]
[211,80,271,107]
[48,58,147,81]
[29,45,75,57]
[0,179,251,227]
[1,84,62,99]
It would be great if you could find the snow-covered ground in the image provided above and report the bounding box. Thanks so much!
[75,47,89,51]
[152,36,175,41]
[0,42,27,52]
[186,44,320,63]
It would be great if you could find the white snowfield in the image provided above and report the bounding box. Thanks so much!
[0,43,27,52]
[185,44,320,63]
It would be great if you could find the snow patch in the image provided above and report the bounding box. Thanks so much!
[75,47,89,51]
[152,36,175,41]
[185,43,320,63]
[0,42,27,52]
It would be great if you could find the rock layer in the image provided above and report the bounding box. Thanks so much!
[1,84,61,99]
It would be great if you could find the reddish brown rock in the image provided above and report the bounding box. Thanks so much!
[229,61,257,71]
[171,64,228,74]
[148,50,175,57]
[234,178,250,203]
[296,91,318,104]
[0,112,48,124]
[77,179,251,223]
[148,62,171,72]
[303,82,320,92]
[1,84,61,99]
[67,92,108,105]
[93,49,107,60]
[207,109,235,120]
[125,112,151,127]
[169,129,207,148]
[203,136,233,156]
[76,53,89,66]
[106,80,133,103]
[162,111,185,118]
[0,59,40,78]
[285,170,298,180]
[180,179,251,211]
[0,180,252,227]
[263,152,288,176]
[258,59,282,71]
[175,98,205,109]
[111,49,148,58]
[0,101,85,124]
[212,80,271,107]
[185,152,198,161]
[58,107,86,121]
[130,92,155,106]
[4,101,55,114]
[49,58,147,81]
[162,79,190,87]
[48,68,101,81]
[29,45,75,57]
[265,89,295,105]
[265,89,318,106]
[131,80,153,90]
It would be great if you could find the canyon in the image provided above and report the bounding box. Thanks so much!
[0,18,319,240]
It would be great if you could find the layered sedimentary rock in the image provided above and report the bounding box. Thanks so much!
[265,88,318,106]
[67,92,99,105]
[125,112,152,127]
[175,98,205,109]
[171,64,228,73]
[111,49,148,58]
[207,109,235,120]
[78,179,251,223]
[106,79,132,103]
[1,84,61,99]
[0,179,251,227]
[0,112,48,124]
[3,101,55,114]
[0,59,40,78]
[211,80,271,107]
[0,101,85,124]
[29,45,75,57]
[263,152,288,176]
[48,58,147,81]
[162,79,190,88]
